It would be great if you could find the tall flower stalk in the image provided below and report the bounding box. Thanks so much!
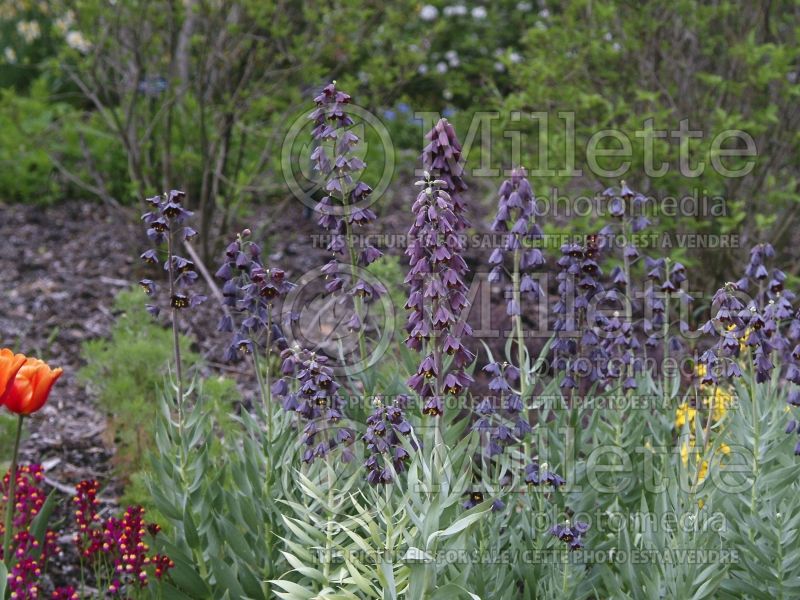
[405,174,475,417]
[553,234,606,398]
[487,167,544,455]
[216,229,293,428]
[140,190,205,439]
[310,82,384,368]
[599,182,651,390]
[215,231,294,598]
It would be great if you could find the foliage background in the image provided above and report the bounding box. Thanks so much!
[0,0,797,277]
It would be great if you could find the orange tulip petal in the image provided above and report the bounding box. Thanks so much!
[2,357,62,415]
[0,348,27,404]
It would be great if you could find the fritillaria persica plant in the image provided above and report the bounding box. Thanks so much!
[42,79,800,600]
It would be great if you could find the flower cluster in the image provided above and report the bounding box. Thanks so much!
[698,284,747,383]
[733,244,798,383]
[642,257,691,352]
[362,398,414,485]
[552,234,607,391]
[72,480,173,595]
[215,230,294,362]
[675,363,733,483]
[700,244,800,450]
[140,190,206,315]
[549,519,590,551]
[272,347,354,464]
[310,82,383,299]
[72,479,102,557]
[421,118,469,231]
[595,183,653,385]
[474,362,530,456]
[405,175,475,416]
[698,245,797,387]
[1,465,50,541]
[487,167,545,315]
[675,382,733,432]
[680,436,731,484]
[0,465,61,600]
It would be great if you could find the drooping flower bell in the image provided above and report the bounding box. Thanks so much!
[549,519,590,551]
[0,356,62,415]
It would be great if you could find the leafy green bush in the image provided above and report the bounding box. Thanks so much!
[493,0,800,278]
[0,82,63,203]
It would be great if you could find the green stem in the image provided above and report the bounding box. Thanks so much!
[265,310,273,441]
[513,248,529,461]
[749,367,760,528]
[252,350,269,433]
[621,216,634,386]
[433,323,445,479]
[3,415,24,564]
[323,459,335,582]
[167,233,185,462]
[251,348,274,593]
[251,305,275,594]
[662,267,671,409]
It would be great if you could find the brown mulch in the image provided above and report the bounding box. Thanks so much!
[0,201,139,490]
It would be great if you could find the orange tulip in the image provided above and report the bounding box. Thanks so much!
[0,348,26,401]
[0,357,63,415]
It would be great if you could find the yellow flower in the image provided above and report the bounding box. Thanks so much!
[740,327,751,352]
[680,439,692,466]
[698,460,709,482]
[726,323,751,352]
[711,387,732,421]
[675,402,696,429]
[719,443,730,456]
[680,440,708,481]
[695,362,707,379]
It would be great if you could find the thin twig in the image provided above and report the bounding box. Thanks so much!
[184,240,228,314]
